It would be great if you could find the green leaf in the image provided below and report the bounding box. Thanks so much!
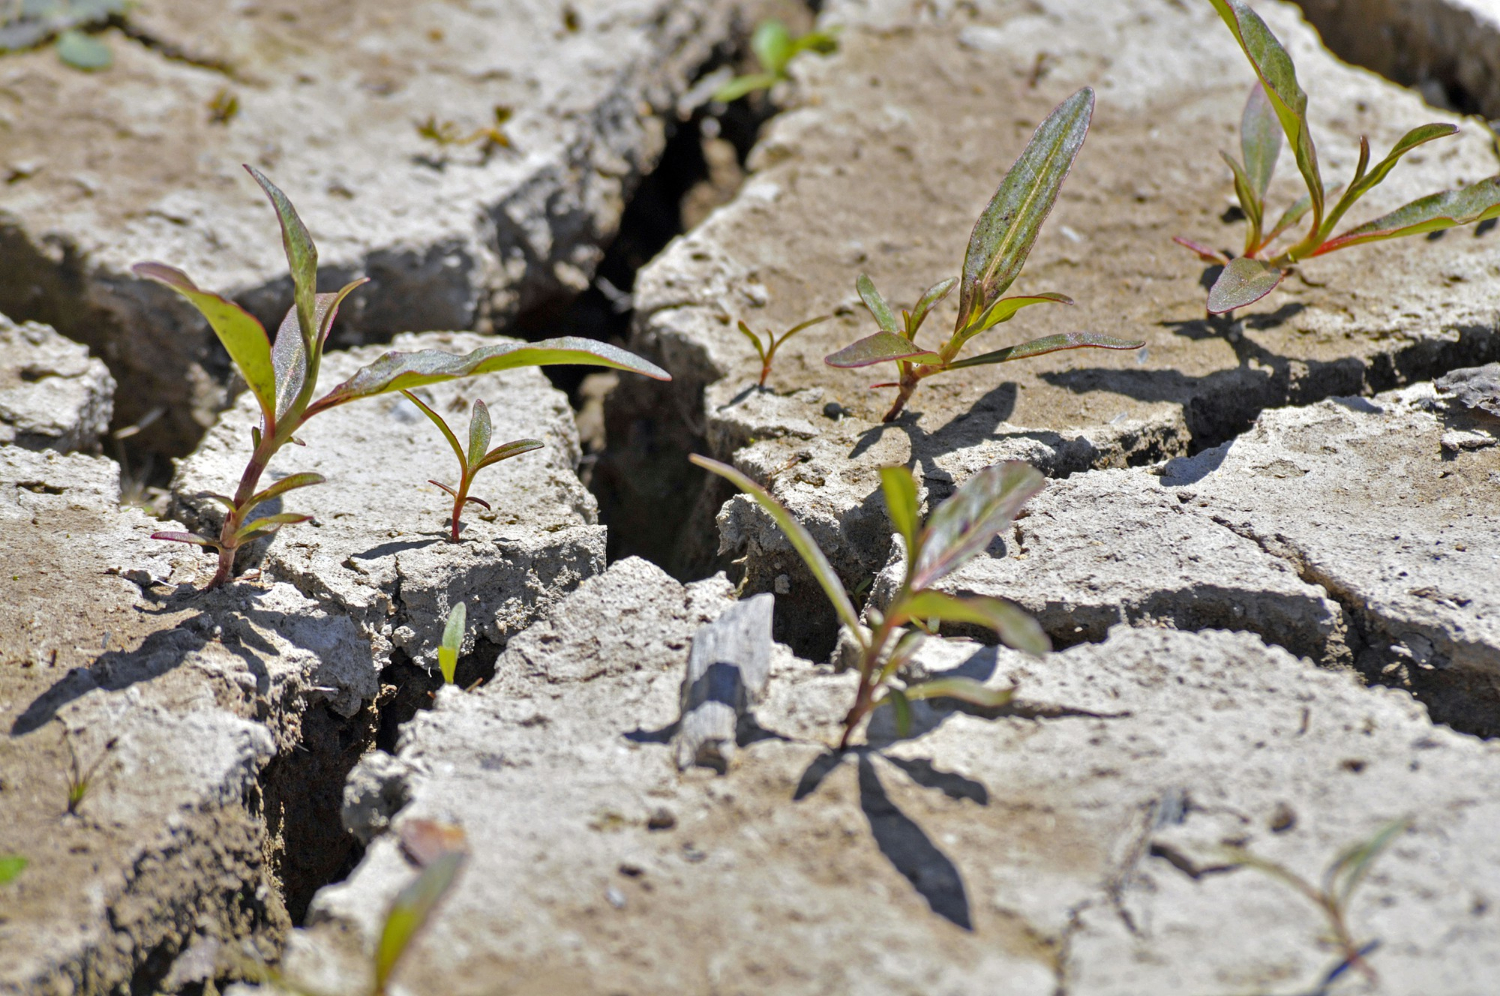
[1172,237,1231,265]
[318,278,367,347]
[401,390,466,469]
[782,313,836,339]
[969,291,1074,338]
[1316,176,1500,254]
[856,274,901,334]
[233,512,310,543]
[374,851,466,995]
[1260,189,1315,248]
[903,676,1015,709]
[947,331,1144,369]
[1241,82,1281,201]
[307,338,670,418]
[751,19,793,74]
[895,590,1050,656]
[151,531,218,547]
[247,472,326,511]
[909,277,957,334]
[790,29,840,57]
[1222,151,1264,242]
[245,166,319,353]
[690,455,861,634]
[957,87,1093,329]
[467,399,492,468]
[879,466,921,564]
[1327,818,1409,906]
[824,331,942,369]
[55,29,111,70]
[912,461,1045,589]
[712,72,779,103]
[1207,0,1323,236]
[438,603,466,684]
[474,438,545,471]
[736,320,768,363]
[1206,256,1284,314]
[133,263,277,425]
[0,855,26,885]
[1321,124,1459,238]
[271,290,353,422]
[881,687,913,738]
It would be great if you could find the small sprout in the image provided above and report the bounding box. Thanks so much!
[1222,818,1411,989]
[207,87,240,125]
[134,168,669,588]
[374,821,469,996]
[63,731,117,816]
[416,106,514,154]
[712,19,839,103]
[437,602,466,685]
[693,455,1050,748]
[54,28,111,70]
[825,88,1143,421]
[736,313,834,388]
[0,854,27,885]
[1179,0,1500,314]
[402,392,542,542]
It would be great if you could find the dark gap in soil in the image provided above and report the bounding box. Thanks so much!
[374,640,501,754]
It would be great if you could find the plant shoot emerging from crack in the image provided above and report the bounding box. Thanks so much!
[1176,0,1500,315]
[736,313,834,388]
[437,603,466,685]
[402,391,542,542]
[136,167,669,588]
[692,455,1050,748]
[1221,818,1411,992]
[825,88,1142,421]
[712,19,839,103]
[63,729,117,816]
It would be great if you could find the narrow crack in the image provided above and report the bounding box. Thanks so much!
[115,17,237,79]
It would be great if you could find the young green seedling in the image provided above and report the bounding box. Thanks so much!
[63,732,117,816]
[373,842,467,996]
[437,602,466,684]
[0,855,26,885]
[736,313,834,388]
[1177,0,1500,314]
[692,455,1050,748]
[1221,818,1410,990]
[824,88,1143,422]
[712,18,839,103]
[136,166,669,588]
[401,391,542,542]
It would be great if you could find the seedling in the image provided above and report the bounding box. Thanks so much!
[825,88,1143,422]
[437,602,465,684]
[0,1,131,71]
[693,455,1050,748]
[712,18,838,103]
[1177,0,1500,314]
[1222,818,1410,990]
[0,854,26,885]
[373,836,467,996]
[63,731,117,816]
[402,391,542,542]
[736,313,833,388]
[416,106,513,154]
[135,167,669,588]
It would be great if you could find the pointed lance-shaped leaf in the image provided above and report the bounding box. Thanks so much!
[1207,0,1323,230]
[969,291,1074,338]
[1206,256,1285,314]
[781,313,837,341]
[882,686,913,738]
[902,675,1016,709]
[1222,150,1265,239]
[712,72,779,103]
[824,331,942,369]
[958,87,1093,329]
[1241,82,1281,201]
[946,331,1144,370]
[133,263,277,425]
[401,390,467,468]
[247,472,326,511]
[690,455,862,635]
[475,438,545,471]
[467,399,492,468]
[374,850,466,994]
[736,320,768,363]
[879,466,922,566]
[895,590,1050,656]
[1327,818,1410,906]
[463,495,492,510]
[306,338,670,418]
[429,480,459,499]
[245,166,319,352]
[751,18,794,74]
[909,276,958,334]
[1315,175,1500,254]
[233,512,311,543]
[438,602,466,684]
[1171,237,1231,265]
[1321,123,1459,238]
[856,274,901,334]
[151,530,218,547]
[272,290,358,423]
[912,461,1045,589]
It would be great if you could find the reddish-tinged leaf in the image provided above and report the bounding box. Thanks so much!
[308,338,670,417]
[246,166,319,352]
[1315,176,1500,254]
[134,262,276,424]
[969,291,1074,338]
[233,512,311,542]
[152,531,216,547]
[399,819,469,867]
[948,331,1144,369]
[1222,151,1264,239]
[474,438,544,471]
[1172,237,1230,265]
[825,331,941,369]
[896,590,1050,656]
[1206,256,1285,314]
[912,462,1045,589]
[856,274,900,334]
[462,495,492,510]
[248,472,325,509]
[1320,123,1460,238]
[402,390,466,468]
[467,399,492,468]
[429,480,459,498]
[909,277,957,333]
[273,291,354,422]
[1241,82,1281,200]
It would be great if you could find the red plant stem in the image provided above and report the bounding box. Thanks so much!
[449,472,472,543]
[882,373,919,422]
[838,615,898,748]
[207,436,276,589]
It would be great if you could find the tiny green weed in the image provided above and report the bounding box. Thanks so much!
[736,313,833,388]
[712,19,838,103]
[825,88,1142,421]
[402,391,542,543]
[1177,0,1500,314]
[437,602,466,685]
[0,854,26,885]
[693,455,1050,748]
[63,731,117,816]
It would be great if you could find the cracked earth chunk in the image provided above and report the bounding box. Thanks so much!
[170,332,605,671]
[0,0,744,454]
[284,573,1499,994]
[0,445,379,994]
[605,0,1500,654]
[0,312,114,452]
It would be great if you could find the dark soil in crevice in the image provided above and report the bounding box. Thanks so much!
[374,639,502,754]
